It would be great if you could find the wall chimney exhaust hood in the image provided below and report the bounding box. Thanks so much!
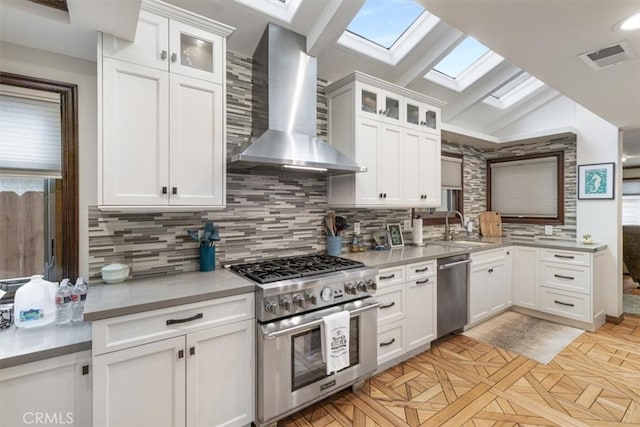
[227,23,366,175]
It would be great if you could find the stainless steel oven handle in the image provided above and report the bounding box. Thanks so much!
[263,300,381,339]
[438,259,471,270]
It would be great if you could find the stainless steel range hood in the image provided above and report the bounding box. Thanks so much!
[228,23,366,175]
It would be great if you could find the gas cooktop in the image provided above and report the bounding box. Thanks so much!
[229,254,365,284]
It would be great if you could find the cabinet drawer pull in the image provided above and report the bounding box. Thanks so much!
[380,338,396,347]
[416,278,429,285]
[178,349,184,359]
[379,274,395,280]
[166,312,203,325]
[414,267,429,273]
[189,346,195,356]
[488,268,494,273]
[554,274,574,280]
[82,365,90,376]
[162,186,168,195]
[554,300,575,307]
[160,50,167,60]
[380,302,395,309]
[171,52,178,62]
[172,187,178,195]
[554,254,575,259]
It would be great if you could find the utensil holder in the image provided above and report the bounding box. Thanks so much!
[326,236,342,256]
[199,245,216,271]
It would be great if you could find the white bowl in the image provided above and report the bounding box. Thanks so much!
[101,263,130,284]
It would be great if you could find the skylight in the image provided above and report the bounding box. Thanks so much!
[346,0,424,49]
[234,0,300,23]
[432,37,489,78]
[483,73,546,109]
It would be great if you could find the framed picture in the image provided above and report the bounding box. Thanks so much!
[386,223,404,247]
[578,162,615,200]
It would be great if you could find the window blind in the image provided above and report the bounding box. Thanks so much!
[441,155,462,189]
[490,157,557,217]
[623,196,640,225]
[0,88,62,178]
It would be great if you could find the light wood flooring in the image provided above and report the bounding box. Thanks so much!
[279,315,640,426]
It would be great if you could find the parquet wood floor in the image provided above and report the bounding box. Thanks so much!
[279,315,640,426]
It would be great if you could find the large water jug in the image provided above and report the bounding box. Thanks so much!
[14,275,56,328]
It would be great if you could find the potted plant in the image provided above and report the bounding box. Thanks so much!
[187,222,220,271]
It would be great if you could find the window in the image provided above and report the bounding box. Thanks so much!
[337,0,439,65]
[414,153,464,225]
[483,72,545,109]
[424,36,504,92]
[487,151,564,224]
[0,72,78,288]
[233,0,301,23]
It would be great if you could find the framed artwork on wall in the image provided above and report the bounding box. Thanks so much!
[578,162,615,200]
[386,223,404,247]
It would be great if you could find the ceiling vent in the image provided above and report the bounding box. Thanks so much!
[579,40,636,70]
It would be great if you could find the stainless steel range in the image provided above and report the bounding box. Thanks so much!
[229,254,379,427]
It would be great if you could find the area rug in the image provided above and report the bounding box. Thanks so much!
[462,311,583,364]
[624,294,640,315]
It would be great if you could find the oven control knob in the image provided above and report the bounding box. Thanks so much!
[366,279,377,291]
[344,282,357,295]
[293,294,305,309]
[306,292,318,305]
[264,300,278,316]
[280,296,292,312]
[320,287,333,301]
[356,280,368,292]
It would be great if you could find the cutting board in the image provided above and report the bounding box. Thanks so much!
[479,211,502,236]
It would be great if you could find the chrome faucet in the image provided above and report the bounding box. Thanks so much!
[444,210,464,241]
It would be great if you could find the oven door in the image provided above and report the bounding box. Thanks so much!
[257,298,380,425]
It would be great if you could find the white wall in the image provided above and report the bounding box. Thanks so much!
[0,41,97,279]
[574,106,622,317]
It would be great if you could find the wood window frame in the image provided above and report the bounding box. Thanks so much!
[412,152,464,226]
[487,150,564,225]
[0,72,78,280]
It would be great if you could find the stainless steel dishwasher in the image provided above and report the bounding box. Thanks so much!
[437,254,471,338]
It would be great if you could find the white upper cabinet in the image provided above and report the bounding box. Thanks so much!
[327,72,443,208]
[103,9,226,84]
[98,0,233,209]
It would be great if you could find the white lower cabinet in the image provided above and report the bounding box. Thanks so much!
[468,249,509,327]
[92,294,255,427]
[513,246,539,310]
[376,260,436,368]
[0,350,92,427]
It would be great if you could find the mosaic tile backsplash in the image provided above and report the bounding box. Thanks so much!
[88,51,578,281]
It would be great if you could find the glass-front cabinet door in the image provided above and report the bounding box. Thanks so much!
[381,93,401,124]
[356,83,401,125]
[405,98,439,131]
[169,20,224,84]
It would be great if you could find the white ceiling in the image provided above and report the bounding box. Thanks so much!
[2,0,640,158]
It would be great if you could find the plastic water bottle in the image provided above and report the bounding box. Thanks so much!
[71,277,88,322]
[55,279,72,324]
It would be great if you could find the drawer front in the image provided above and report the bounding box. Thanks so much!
[540,249,590,267]
[539,287,590,322]
[541,263,591,294]
[377,320,405,366]
[406,260,436,280]
[92,293,254,355]
[376,265,406,288]
[471,248,506,266]
[375,283,406,325]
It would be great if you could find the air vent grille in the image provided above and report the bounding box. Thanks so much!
[579,40,636,70]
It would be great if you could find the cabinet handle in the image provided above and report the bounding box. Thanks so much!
[379,193,384,198]
[378,109,384,114]
[162,186,168,195]
[161,50,167,60]
[383,193,387,198]
[488,268,494,273]
[554,300,575,307]
[82,365,89,376]
[554,274,574,280]
[189,346,195,356]
[166,312,203,325]
[380,338,396,347]
[416,278,429,285]
[507,251,510,255]
[172,187,178,195]
[380,302,395,309]
[415,267,429,272]
[379,274,395,280]
[420,121,425,125]
[171,52,178,62]
[554,254,575,259]
[178,349,184,359]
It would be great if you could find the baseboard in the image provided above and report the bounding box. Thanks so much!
[606,313,624,324]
